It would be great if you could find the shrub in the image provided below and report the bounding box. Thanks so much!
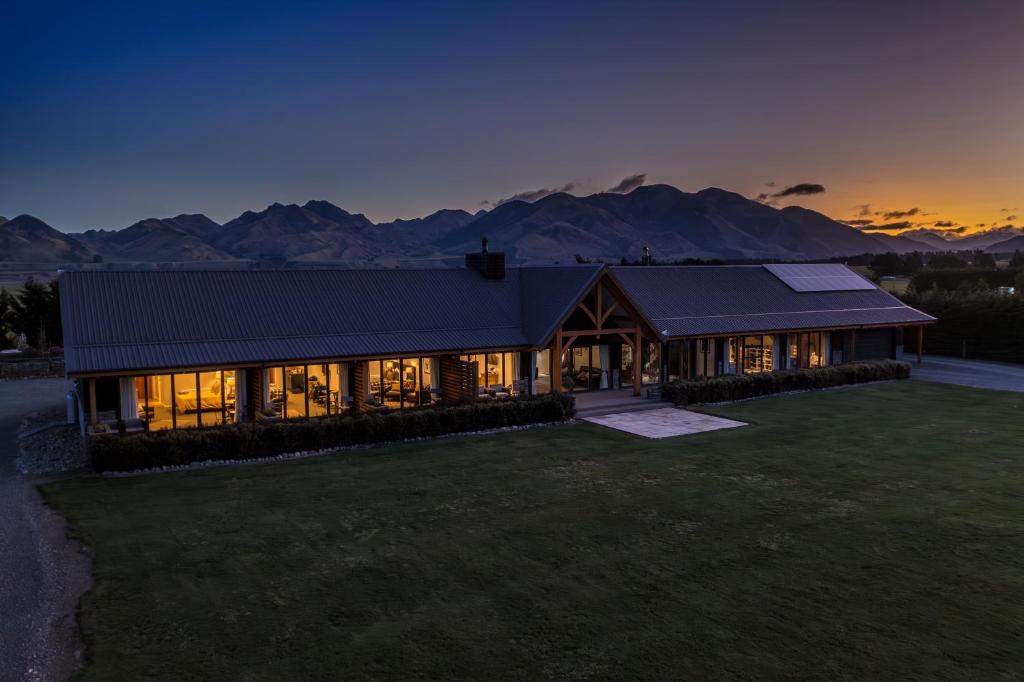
[660,360,911,407]
[91,393,576,473]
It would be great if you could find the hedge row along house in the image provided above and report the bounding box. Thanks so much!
[60,244,935,435]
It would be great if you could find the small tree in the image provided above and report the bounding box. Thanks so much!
[927,253,969,269]
[0,290,12,349]
[8,277,62,349]
[972,251,996,268]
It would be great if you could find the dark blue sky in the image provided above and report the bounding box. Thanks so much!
[3,1,1021,232]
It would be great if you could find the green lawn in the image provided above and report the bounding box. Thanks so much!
[878,276,911,295]
[45,382,1024,679]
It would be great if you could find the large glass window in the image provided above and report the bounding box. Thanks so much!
[283,365,307,418]
[307,362,345,417]
[365,357,437,409]
[741,335,775,374]
[621,344,634,386]
[696,338,716,377]
[134,377,149,428]
[642,341,661,385]
[196,371,227,426]
[563,345,609,391]
[535,349,551,394]
[171,372,200,428]
[462,352,519,398]
[788,332,826,369]
[667,341,684,382]
[271,363,349,419]
[420,357,434,405]
[380,359,403,408]
[140,374,175,431]
[267,367,285,415]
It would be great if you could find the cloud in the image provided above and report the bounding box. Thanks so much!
[1007,215,1017,221]
[859,221,914,231]
[765,181,777,188]
[772,183,825,198]
[842,218,874,226]
[853,204,872,216]
[879,207,920,219]
[605,173,646,194]
[756,193,770,202]
[933,220,955,227]
[493,183,575,206]
[976,223,986,227]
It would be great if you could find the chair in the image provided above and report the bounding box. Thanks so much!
[385,382,403,403]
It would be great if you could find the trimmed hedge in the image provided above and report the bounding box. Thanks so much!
[91,394,575,473]
[661,360,911,406]
[900,288,1024,363]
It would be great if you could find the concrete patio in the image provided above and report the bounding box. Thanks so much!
[584,407,747,439]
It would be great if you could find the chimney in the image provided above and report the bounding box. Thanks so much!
[465,236,505,280]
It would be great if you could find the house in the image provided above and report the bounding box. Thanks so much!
[59,246,935,434]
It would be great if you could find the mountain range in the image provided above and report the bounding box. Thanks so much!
[3,185,1022,265]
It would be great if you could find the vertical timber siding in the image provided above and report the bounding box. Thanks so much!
[440,355,477,402]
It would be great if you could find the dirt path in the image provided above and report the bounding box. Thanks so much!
[0,379,91,682]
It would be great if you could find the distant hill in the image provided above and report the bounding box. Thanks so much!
[211,200,413,262]
[5,185,996,265]
[436,185,924,262]
[0,214,93,262]
[984,234,1024,254]
[890,229,953,250]
[79,214,230,261]
[380,209,476,243]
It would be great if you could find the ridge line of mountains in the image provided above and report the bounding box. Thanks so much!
[2,184,1022,265]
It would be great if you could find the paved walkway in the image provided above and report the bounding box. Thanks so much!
[0,379,90,682]
[573,388,663,419]
[901,353,1024,393]
[585,407,747,439]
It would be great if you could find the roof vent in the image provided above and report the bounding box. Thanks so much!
[465,236,505,280]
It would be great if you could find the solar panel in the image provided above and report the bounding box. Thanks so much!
[763,263,876,292]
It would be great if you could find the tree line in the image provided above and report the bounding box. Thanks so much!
[0,278,62,351]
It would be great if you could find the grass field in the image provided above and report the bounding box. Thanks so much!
[44,382,1024,679]
[878,276,910,294]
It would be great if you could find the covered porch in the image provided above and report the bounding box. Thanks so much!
[545,272,662,397]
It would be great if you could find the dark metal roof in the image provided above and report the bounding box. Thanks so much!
[61,263,933,375]
[60,266,602,375]
[609,265,935,338]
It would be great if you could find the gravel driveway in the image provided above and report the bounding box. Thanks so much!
[0,379,91,682]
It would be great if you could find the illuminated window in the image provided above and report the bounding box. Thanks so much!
[462,352,519,397]
[365,357,437,409]
[642,341,660,385]
[741,336,775,374]
[535,349,551,394]
[788,332,826,369]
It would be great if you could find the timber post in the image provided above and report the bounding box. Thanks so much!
[632,330,641,396]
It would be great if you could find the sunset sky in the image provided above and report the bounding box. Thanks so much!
[2,1,1021,234]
